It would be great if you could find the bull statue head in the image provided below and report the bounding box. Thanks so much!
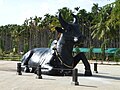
[56,12,84,44]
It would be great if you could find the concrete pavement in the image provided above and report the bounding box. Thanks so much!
[0,60,120,90]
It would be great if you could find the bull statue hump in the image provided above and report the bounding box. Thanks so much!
[21,12,92,76]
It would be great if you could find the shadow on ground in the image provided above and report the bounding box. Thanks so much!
[78,73,120,81]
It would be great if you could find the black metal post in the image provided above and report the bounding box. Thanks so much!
[36,65,42,79]
[72,68,79,85]
[94,63,98,73]
[17,63,22,75]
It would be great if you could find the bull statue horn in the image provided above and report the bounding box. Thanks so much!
[71,13,79,24]
[59,12,69,29]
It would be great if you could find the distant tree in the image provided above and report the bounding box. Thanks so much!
[107,0,120,32]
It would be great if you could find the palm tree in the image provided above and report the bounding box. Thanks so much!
[33,16,42,47]
[77,9,93,47]
[0,26,5,53]
[91,3,101,15]
[91,3,119,62]
[107,0,120,43]
[23,18,30,52]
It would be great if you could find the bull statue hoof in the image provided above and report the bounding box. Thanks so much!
[24,66,30,73]
[84,70,92,76]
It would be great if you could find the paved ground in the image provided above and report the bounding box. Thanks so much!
[0,60,120,90]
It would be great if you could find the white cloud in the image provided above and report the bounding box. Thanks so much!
[0,0,4,10]
[0,0,115,25]
[0,0,4,5]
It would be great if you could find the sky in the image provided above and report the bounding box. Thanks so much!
[0,0,115,26]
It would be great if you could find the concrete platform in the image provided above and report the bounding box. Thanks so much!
[0,60,120,90]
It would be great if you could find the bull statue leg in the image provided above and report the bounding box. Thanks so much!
[73,52,92,76]
[21,50,34,72]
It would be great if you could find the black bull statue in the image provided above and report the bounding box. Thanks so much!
[21,12,92,76]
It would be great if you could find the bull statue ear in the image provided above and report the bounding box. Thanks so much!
[55,27,64,33]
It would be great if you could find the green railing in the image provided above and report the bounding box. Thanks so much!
[73,48,120,63]
[73,48,118,53]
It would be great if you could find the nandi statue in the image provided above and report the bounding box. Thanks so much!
[21,12,92,76]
